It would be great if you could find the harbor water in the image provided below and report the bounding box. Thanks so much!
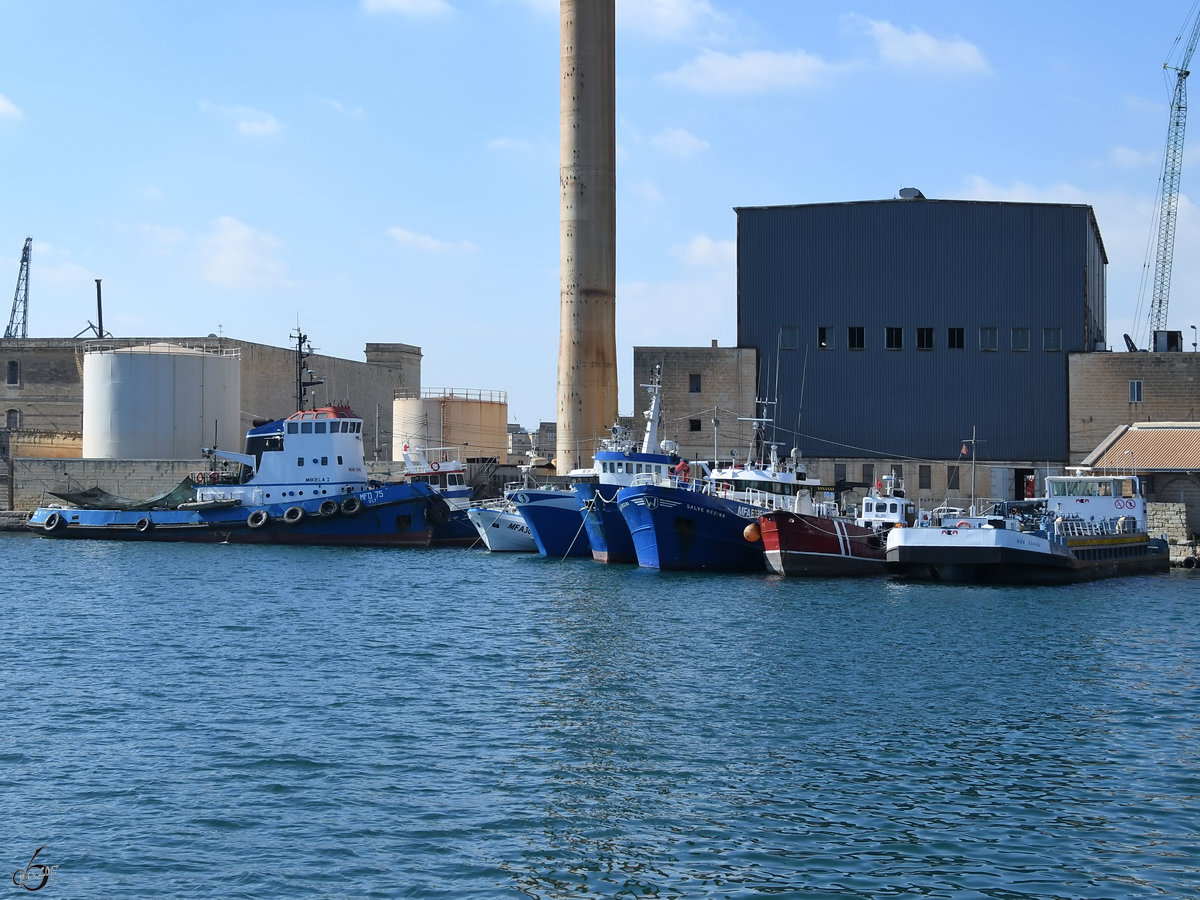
[2,534,1197,898]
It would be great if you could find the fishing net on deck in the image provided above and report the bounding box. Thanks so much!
[47,476,197,511]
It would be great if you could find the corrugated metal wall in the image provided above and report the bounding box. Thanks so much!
[735,198,1106,463]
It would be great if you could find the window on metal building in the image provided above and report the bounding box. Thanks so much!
[848,326,865,350]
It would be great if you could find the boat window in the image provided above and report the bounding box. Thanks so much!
[1097,481,1112,496]
[321,457,328,466]
[287,422,298,434]
[354,423,362,433]
[297,457,304,467]
[315,422,326,434]
[301,422,313,434]
[889,503,898,513]
[337,455,343,465]
[316,412,329,419]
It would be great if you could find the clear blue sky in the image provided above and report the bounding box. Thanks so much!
[4,0,1200,427]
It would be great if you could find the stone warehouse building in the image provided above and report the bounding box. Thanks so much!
[2,336,422,462]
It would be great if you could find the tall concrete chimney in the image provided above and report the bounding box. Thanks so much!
[556,0,617,474]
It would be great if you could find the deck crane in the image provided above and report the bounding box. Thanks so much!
[4,237,31,339]
[1147,9,1200,342]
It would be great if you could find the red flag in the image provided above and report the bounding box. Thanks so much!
[960,444,968,456]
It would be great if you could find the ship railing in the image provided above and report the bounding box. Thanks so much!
[191,470,240,485]
[1051,515,1144,541]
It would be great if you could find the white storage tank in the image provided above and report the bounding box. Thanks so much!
[82,343,242,459]
[393,388,509,463]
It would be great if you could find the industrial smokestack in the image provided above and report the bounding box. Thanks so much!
[556,0,617,473]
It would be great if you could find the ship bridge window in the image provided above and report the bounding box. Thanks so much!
[301,422,313,434]
[315,422,326,434]
[287,422,298,434]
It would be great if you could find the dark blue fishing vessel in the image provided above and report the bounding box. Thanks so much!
[616,407,814,572]
[27,405,447,546]
[572,366,683,563]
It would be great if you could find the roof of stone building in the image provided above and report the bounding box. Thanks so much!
[1082,422,1200,472]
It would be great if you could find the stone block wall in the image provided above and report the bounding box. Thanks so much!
[1069,352,1200,462]
[7,458,206,511]
[633,345,759,462]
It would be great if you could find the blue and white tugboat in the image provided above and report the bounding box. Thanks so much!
[617,404,815,572]
[572,366,683,563]
[27,405,447,546]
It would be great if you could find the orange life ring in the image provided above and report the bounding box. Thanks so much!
[430,461,440,471]
[956,520,972,529]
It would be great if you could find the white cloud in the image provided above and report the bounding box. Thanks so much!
[651,127,710,158]
[200,101,282,137]
[660,48,846,95]
[1110,146,1158,168]
[629,180,663,203]
[0,92,21,119]
[617,0,731,42]
[237,111,281,137]
[363,0,453,16]
[321,97,365,119]
[673,234,735,267]
[198,217,289,289]
[486,136,538,154]
[386,227,475,253]
[959,176,1090,205]
[851,16,990,74]
[138,223,187,250]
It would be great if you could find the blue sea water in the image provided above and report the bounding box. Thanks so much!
[2,533,1197,899]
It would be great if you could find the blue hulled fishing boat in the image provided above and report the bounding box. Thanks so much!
[572,366,683,563]
[616,406,814,572]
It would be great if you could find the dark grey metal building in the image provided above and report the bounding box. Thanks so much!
[735,195,1107,464]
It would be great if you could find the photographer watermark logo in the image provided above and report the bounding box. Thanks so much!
[12,846,56,892]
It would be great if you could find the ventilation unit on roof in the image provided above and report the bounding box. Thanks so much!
[898,187,926,200]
